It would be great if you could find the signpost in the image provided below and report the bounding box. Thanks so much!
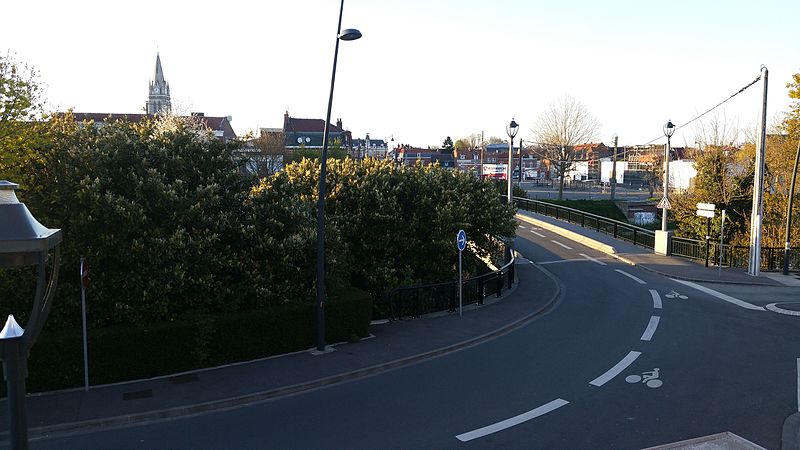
[719,210,726,276]
[696,203,715,267]
[457,230,466,317]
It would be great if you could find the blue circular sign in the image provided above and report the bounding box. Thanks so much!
[457,229,467,252]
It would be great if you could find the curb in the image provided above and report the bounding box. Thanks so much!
[783,412,800,450]
[18,263,562,441]
[620,257,781,286]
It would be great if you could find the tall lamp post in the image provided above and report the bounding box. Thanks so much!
[0,181,62,450]
[783,138,800,275]
[506,118,519,204]
[315,0,361,353]
[661,120,676,232]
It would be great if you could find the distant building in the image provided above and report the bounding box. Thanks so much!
[145,53,171,115]
[283,112,352,152]
[352,134,388,159]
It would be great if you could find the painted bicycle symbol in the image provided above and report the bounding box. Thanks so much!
[625,368,663,388]
[664,291,688,300]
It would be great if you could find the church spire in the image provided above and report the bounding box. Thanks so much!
[146,52,171,115]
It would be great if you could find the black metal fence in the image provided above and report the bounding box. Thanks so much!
[671,235,800,271]
[514,197,800,272]
[513,197,655,249]
[381,244,516,320]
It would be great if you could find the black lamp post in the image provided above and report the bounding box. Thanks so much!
[315,0,361,353]
[661,120,676,232]
[505,118,519,204]
[0,181,62,450]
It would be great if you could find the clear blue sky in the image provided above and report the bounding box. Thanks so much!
[2,0,798,148]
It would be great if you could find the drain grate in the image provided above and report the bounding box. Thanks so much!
[168,373,199,385]
[122,389,153,401]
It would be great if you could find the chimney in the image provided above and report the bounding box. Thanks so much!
[336,118,342,129]
[191,112,204,117]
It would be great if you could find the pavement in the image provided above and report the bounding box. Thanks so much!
[2,208,798,447]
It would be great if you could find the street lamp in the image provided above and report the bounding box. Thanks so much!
[315,0,360,353]
[506,118,519,204]
[0,181,62,450]
[661,120,676,232]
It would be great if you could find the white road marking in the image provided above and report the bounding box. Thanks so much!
[649,290,662,309]
[673,279,765,311]
[551,240,572,250]
[455,399,569,442]
[518,225,527,229]
[531,231,546,238]
[640,316,660,341]
[538,259,586,265]
[614,269,646,285]
[766,303,800,316]
[579,253,607,266]
[590,351,642,387]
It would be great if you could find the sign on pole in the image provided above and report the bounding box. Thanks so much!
[657,196,671,210]
[696,209,715,218]
[456,230,466,317]
[697,202,715,211]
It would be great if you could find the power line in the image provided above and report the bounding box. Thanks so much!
[641,73,763,146]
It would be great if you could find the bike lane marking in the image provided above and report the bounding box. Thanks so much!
[455,398,570,442]
[649,289,662,309]
[590,351,642,387]
[614,269,646,285]
[672,279,764,311]
[640,316,660,341]
[551,240,572,250]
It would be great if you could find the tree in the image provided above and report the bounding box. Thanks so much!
[532,95,600,199]
[441,136,454,153]
[485,136,504,145]
[0,51,45,183]
[251,130,286,177]
[454,138,470,150]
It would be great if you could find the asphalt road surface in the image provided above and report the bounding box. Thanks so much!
[34,224,800,449]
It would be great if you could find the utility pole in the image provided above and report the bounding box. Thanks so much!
[611,135,618,201]
[748,66,768,277]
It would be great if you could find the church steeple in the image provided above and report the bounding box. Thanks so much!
[146,52,171,115]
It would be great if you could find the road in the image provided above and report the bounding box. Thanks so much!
[34,225,800,449]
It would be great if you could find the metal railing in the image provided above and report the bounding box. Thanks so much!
[513,197,655,249]
[382,243,516,320]
[670,236,800,271]
[514,197,799,272]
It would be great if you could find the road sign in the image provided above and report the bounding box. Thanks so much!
[697,202,715,211]
[457,229,466,252]
[696,209,715,218]
[657,196,671,210]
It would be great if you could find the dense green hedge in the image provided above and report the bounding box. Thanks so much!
[4,288,371,395]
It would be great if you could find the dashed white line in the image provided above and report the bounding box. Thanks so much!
[579,253,607,266]
[538,259,586,265]
[551,240,572,250]
[640,316,660,341]
[518,225,527,229]
[455,399,570,442]
[531,231,545,238]
[614,269,646,285]
[673,279,764,311]
[590,351,641,387]
[649,289,662,309]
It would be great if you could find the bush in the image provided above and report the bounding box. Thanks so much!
[4,288,371,394]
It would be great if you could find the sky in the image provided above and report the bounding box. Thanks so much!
[2,0,799,148]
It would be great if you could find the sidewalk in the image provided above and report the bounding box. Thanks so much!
[516,210,800,287]
[0,256,559,442]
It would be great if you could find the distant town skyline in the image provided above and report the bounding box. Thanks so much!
[2,0,798,148]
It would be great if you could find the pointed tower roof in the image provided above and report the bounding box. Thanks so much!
[154,52,166,84]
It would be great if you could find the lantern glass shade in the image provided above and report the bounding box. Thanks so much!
[0,181,62,267]
[506,119,519,139]
[663,120,676,138]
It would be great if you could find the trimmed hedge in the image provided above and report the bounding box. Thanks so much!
[3,288,371,395]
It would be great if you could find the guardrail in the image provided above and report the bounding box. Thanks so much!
[382,242,516,320]
[513,197,656,249]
